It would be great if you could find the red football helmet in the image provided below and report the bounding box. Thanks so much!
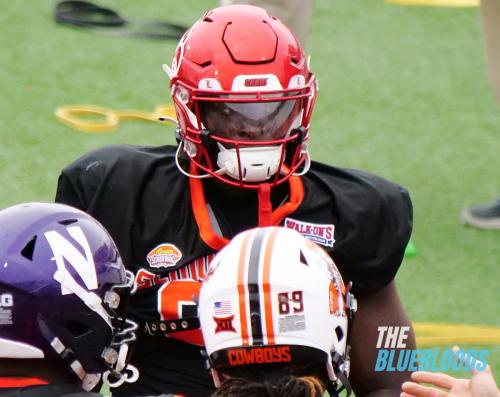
[165,4,318,188]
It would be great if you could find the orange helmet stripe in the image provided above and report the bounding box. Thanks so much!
[237,231,253,346]
[262,227,279,345]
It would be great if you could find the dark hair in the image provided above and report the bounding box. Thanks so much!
[211,364,326,397]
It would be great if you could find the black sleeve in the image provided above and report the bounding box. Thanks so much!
[54,146,132,260]
[55,145,129,213]
[55,169,86,210]
[332,173,413,297]
[0,384,104,396]
[54,148,112,211]
[53,145,162,268]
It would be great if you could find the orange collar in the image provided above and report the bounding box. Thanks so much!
[0,377,48,388]
[189,164,304,250]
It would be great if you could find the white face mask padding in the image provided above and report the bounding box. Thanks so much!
[216,143,283,182]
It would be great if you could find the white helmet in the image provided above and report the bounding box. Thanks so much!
[199,226,356,394]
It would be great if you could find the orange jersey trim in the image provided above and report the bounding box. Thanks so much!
[189,164,230,251]
[262,228,279,345]
[0,377,49,388]
[237,231,253,346]
[271,175,304,225]
[189,163,305,250]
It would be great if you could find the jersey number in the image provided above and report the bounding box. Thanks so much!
[158,280,203,346]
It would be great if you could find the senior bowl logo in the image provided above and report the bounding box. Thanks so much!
[146,243,182,269]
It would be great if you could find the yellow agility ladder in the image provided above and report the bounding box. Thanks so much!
[55,104,177,133]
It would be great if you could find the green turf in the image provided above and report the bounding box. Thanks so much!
[0,0,498,387]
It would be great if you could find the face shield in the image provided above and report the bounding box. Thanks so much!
[199,98,301,142]
[192,97,302,183]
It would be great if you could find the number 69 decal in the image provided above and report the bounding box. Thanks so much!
[277,290,304,315]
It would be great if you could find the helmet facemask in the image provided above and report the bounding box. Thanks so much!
[34,269,139,391]
[172,81,316,188]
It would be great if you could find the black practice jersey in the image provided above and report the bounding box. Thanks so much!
[0,384,102,397]
[55,144,412,396]
[0,384,176,397]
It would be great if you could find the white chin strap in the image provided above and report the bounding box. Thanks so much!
[216,142,282,183]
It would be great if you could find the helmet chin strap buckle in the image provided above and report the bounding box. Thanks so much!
[102,363,139,389]
[102,342,139,389]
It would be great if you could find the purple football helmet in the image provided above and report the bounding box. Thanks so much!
[0,202,138,390]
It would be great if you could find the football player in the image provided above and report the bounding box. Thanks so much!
[55,4,415,396]
[0,203,138,396]
[199,227,356,397]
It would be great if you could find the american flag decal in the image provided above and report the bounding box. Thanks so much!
[214,300,232,316]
